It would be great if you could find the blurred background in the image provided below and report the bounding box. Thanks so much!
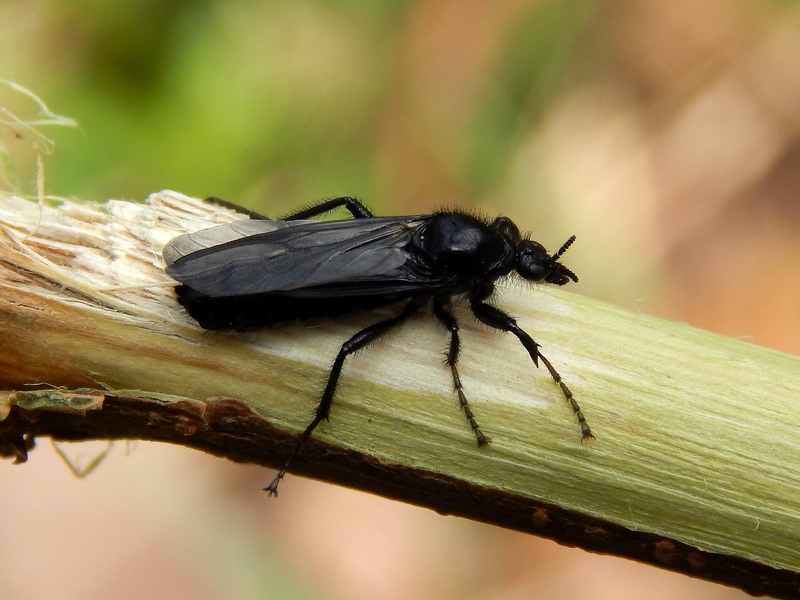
[1,1,799,599]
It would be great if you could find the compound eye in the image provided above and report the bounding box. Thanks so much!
[524,264,548,281]
[516,240,551,281]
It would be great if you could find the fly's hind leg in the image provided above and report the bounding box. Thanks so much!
[205,196,270,219]
[433,300,490,446]
[204,196,374,221]
[265,299,422,496]
[283,197,373,220]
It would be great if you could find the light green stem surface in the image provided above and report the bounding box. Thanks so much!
[1,190,798,576]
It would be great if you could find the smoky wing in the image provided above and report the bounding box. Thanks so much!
[162,218,294,265]
[164,215,440,297]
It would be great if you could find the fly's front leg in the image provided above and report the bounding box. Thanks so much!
[469,299,594,442]
[283,197,373,220]
[433,300,490,446]
[265,299,422,496]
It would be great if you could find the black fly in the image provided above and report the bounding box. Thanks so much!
[163,197,593,495]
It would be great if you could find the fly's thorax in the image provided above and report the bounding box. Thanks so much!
[409,212,515,279]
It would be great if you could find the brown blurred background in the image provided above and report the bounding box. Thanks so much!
[1,1,798,599]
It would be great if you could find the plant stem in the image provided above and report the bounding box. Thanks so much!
[1,191,798,598]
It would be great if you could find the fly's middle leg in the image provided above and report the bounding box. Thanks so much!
[433,300,490,447]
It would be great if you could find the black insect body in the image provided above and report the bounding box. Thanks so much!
[163,197,593,495]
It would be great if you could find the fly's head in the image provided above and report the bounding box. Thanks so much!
[515,235,579,286]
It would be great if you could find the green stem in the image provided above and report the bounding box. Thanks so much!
[1,191,798,598]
